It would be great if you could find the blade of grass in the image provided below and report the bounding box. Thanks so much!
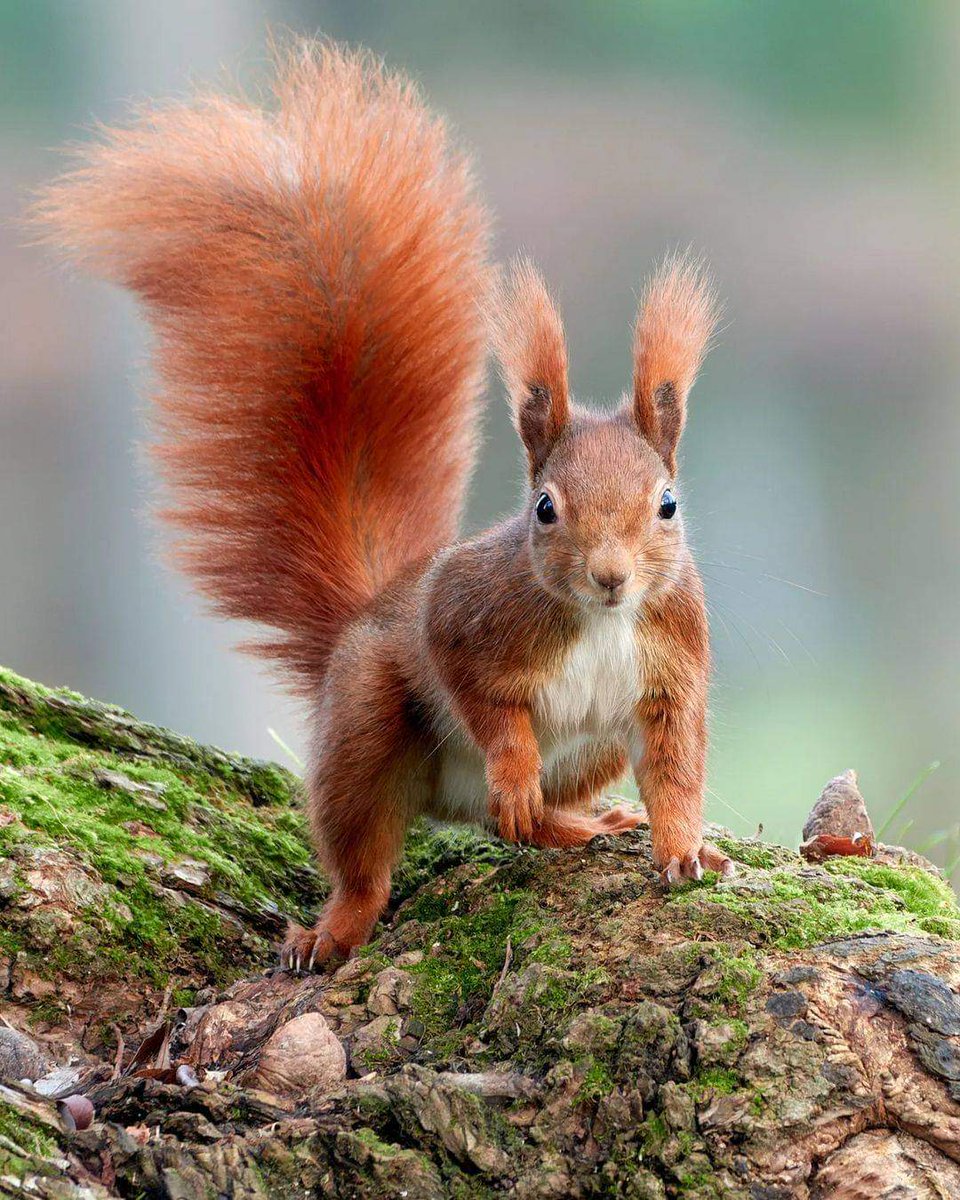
[877,760,941,839]
[915,824,959,854]
[267,727,304,771]
[895,819,915,844]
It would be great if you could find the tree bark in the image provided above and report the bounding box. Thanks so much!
[0,665,959,1199]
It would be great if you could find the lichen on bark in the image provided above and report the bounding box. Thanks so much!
[1,666,960,1199]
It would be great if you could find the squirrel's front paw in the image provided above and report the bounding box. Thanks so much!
[490,779,544,843]
[657,840,735,887]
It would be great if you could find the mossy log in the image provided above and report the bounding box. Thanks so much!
[1,667,960,1198]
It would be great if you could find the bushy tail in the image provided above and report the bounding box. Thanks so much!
[32,42,491,690]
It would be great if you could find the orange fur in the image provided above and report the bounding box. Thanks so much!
[32,41,733,969]
[633,253,721,473]
[489,259,570,478]
[31,42,490,691]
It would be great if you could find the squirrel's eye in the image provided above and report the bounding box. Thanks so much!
[658,489,677,520]
[535,492,558,524]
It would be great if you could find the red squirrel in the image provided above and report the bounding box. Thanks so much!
[34,41,734,970]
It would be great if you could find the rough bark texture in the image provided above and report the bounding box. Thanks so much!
[1,667,959,1198]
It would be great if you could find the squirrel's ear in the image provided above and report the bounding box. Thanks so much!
[631,253,721,474]
[489,258,570,479]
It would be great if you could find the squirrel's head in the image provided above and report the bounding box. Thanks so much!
[490,253,720,613]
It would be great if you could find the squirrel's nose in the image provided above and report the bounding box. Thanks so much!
[589,566,630,593]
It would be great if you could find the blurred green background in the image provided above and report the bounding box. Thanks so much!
[2,1,958,876]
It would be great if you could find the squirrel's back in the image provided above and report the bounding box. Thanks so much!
[32,42,491,690]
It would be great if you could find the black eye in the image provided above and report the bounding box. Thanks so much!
[658,489,677,520]
[535,492,557,524]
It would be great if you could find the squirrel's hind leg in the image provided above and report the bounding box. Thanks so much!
[283,650,424,973]
[282,768,413,971]
[526,804,644,849]
[528,743,643,848]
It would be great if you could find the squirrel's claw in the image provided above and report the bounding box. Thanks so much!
[682,854,704,882]
[281,922,338,974]
[660,841,736,887]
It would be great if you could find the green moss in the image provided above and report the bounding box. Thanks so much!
[576,1058,615,1102]
[0,1101,57,1163]
[351,1126,404,1157]
[638,1111,669,1156]
[0,665,328,1000]
[27,1000,67,1028]
[671,859,960,949]
[392,822,515,905]
[693,1067,739,1096]
[404,890,535,1036]
[715,837,798,871]
[823,858,960,939]
[708,947,763,1010]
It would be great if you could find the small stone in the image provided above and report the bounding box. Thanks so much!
[189,1000,253,1067]
[0,860,20,901]
[367,967,414,1017]
[690,1020,744,1068]
[775,966,821,986]
[57,1094,94,1132]
[0,1027,48,1082]
[32,1064,83,1097]
[765,991,807,1019]
[162,858,210,892]
[887,969,960,1035]
[254,1012,346,1098]
[802,769,874,843]
[20,849,110,912]
[93,768,167,798]
[332,957,376,985]
[350,1015,404,1071]
[122,820,157,838]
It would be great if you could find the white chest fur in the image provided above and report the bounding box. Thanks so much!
[534,609,641,745]
[433,608,643,823]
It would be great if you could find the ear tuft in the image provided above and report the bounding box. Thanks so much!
[489,257,569,478]
[632,251,721,473]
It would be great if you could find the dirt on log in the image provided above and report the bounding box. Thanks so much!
[0,667,959,1199]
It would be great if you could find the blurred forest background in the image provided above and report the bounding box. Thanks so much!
[2,1,958,876]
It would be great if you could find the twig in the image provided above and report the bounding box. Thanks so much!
[435,1070,539,1100]
[497,936,513,990]
[156,980,175,1022]
[110,1024,125,1081]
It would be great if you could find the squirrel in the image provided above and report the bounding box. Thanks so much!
[33,40,734,970]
